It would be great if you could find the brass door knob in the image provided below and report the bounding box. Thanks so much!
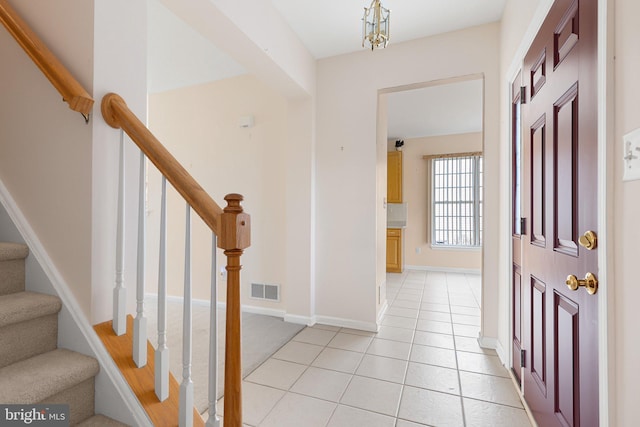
[578,230,597,250]
[566,272,598,295]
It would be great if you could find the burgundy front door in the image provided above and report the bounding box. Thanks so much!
[520,0,599,426]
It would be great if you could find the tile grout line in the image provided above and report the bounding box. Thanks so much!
[446,271,468,427]
[394,270,419,422]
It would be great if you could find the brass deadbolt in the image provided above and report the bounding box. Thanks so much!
[578,230,597,250]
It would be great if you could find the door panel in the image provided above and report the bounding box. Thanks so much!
[531,117,546,246]
[554,83,579,255]
[520,0,598,426]
[555,292,579,427]
[512,265,523,383]
[531,277,546,394]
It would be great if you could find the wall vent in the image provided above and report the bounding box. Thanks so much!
[250,283,280,302]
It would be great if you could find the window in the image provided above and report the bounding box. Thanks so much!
[431,154,483,247]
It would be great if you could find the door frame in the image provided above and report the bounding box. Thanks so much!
[502,0,614,425]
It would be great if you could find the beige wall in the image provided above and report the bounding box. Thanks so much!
[316,23,501,331]
[614,0,640,423]
[376,96,389,315]
[394,133,482,271]
[148,75,289,311]
[0,0,94,317]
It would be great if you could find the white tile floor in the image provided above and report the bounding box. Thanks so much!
[213,270,533,427]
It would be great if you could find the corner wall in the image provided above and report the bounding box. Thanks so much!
[91,0,148,324]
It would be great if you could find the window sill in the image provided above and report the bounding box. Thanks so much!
[430,245,482,252]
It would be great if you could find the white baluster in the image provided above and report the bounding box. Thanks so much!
[113,130,126,336]
[133,151,147,367]
[207,234,220,427]
[179,204,194,427]
[155,176,169,401]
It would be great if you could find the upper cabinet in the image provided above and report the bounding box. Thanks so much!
[387,151,403,203]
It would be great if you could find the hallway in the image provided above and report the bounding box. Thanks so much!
[214,271,532,426]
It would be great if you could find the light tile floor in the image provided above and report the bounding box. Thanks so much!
[213,270,533,427]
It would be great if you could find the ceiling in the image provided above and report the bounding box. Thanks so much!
[149,0,505,138]
[386,79,483,140]
[271,0,506,59]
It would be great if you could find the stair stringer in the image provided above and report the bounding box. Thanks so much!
[0,180,152,427]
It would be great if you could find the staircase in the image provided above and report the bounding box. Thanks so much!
[0,242,128,426]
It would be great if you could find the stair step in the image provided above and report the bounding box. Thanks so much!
[77,414,130,427]
[0,291,62,328]
[0,242,29,296]
[0,348,99,404]
[0,242,29,261]
[0,290,63,369]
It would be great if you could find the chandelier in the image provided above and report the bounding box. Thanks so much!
[362,0,390,50]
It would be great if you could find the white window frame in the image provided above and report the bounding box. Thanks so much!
[430,153,483,248]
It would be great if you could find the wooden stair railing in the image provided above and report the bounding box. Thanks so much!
[0,0,94,119]
[102,93,250,427]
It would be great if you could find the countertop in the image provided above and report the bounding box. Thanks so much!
[387,221,406,229]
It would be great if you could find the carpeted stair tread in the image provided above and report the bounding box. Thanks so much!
[0,291,61,328]
[0,242,29,261]
[0,348,99,404]
[76,414,130,427]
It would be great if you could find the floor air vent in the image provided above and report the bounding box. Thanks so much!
[251,283,280,302]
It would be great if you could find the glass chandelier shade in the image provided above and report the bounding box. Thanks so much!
[362,0,390,50]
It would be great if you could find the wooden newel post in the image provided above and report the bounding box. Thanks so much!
[218,194,250,427]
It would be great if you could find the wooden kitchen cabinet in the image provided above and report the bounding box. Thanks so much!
[387,151,402,203]
[386,228,402,273]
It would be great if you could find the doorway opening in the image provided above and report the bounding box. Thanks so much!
[378,75,485,328]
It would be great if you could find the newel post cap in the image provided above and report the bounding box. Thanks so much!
[218,193,251,251]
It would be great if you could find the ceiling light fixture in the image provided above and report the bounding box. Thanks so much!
[362,0,390,50]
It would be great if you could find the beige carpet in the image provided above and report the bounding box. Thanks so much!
[144,296,304,414]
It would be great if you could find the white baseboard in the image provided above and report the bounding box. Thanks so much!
[494,339,507,365]
[377,300,389,328]
[405,265,481,275]
[240,304,287,319]
[146,294,379,332]
[478,334,508,369]
[283,314,315,326]
[314,315,378,332]
[477,334,498,349]
[0,180,151,427]
[148,293,294,323]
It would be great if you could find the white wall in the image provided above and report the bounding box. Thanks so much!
[158,0,315,99]
[156,0,318,325]
[613,0,640,423]
[283,96,316,323]
[0,1,149,421]
[398,133,483,271]
[147,75,289,312]
[376,95,389,318]
[315,23,501,331]
[0,0,148,325]
[91,0,148,324]
[0,0,94,318]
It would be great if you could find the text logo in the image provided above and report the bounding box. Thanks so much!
[0,405,69,426]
